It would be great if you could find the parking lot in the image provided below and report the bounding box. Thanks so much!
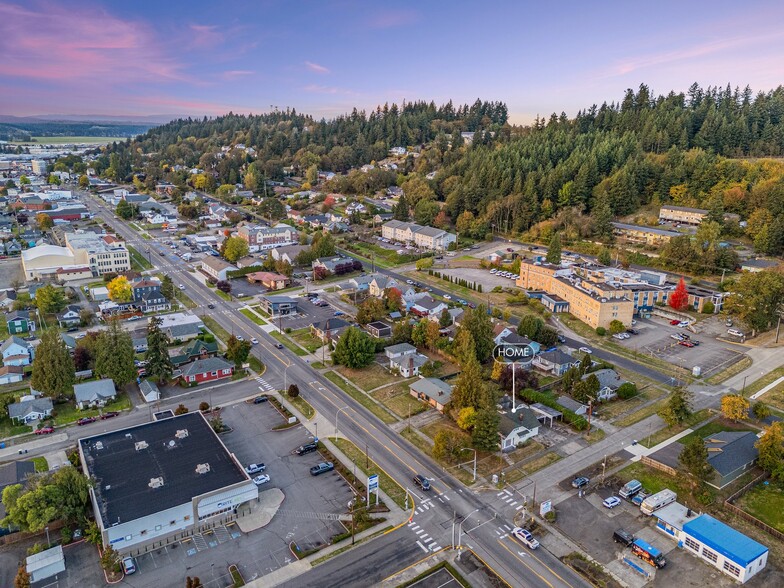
[612,317,747,379]
[125,399,355,587]
[436,267,518,290]
[273,295,341,331]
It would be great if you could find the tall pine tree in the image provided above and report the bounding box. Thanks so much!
[95,319,136,387]
[31,329,75,399]
[145,316,173,384]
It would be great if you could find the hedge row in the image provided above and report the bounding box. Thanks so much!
[519,388,588,431]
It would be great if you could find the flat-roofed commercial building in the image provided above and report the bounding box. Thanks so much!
[79,412,257,556]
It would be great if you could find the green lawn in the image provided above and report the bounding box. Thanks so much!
[247,356,265,375]
[201,315,231,344]
[639,408,713,447]
[332,438,407,509]
[288,395,315,419]
[0,419,32,439]
[339,242,427,269]
[240,308,267,325]
[215,289,232,302]
[616,461,694,500]
[51,393,132,426]
[337,363,400,392]
[175,289,197,309]
[270,331,308,356]
[370,382,428,419]
[32,456,48,472]
[291,329,325,354]
[127,245,153,271]
[324,371,397,424]
[736,482,784,532]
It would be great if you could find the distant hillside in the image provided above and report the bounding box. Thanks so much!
[0,117,158,142]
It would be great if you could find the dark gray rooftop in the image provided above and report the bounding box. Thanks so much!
[79,412,247,526]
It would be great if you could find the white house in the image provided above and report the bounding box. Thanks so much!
[201,256,237,281]
[1,336,35,366]
[8,395,54,424]
[385,343,417,361]
[390,353,428,377]
[0,365,24,385]
[499,408,540,451]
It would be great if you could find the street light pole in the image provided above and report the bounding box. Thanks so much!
[742,375,749,394]
[335,406,349,441]
[457,508,480,558]
[461,447,477,482]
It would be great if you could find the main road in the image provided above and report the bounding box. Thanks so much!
[81,190,590,588]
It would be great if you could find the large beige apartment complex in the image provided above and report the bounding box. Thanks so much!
[516,260,634,329]
[659,205,740,226]
[381,220,456,251]
[236,225,298,252]
[21,234,130,281]
[612,222,680,246]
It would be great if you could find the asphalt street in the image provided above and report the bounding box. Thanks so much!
[77,191,590,587]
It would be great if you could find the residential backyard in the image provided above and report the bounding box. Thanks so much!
[291,328,324,354]
[736,481,784,533]
[370,381,429,419]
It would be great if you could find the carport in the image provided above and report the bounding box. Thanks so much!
[530,403,562,427]
[26,544,65,583]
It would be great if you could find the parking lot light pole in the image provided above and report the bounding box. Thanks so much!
[335,406,349,441]
[461,448,477,482]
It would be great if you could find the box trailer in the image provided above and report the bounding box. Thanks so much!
[640,489,676,515]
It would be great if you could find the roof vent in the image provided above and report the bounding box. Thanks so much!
[175,429,189,439]
[195,463,211,474]
[95,441,104,450]
[105,485,111,491]
[149,477,164,489]
[135,441,149,451]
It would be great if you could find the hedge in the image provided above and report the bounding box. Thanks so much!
[226,265,266,279]
[519,388,588,430]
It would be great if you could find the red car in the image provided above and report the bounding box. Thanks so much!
[35,426,55,435]
[100,411,119,420]
[679,340,695,348]
[77,417,97,426]
[670,319,680,325]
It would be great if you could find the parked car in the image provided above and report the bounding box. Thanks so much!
[100,411,119,420]
[571,476,590,489]
[245,463,266,474]
[603,496,621,509]
[310,462,334,476]
[254,395,268,404]
[670,319,680,325]
[122,557,136,575]
[458,299,468,305]
[679,340,695,348]
[626,329,639,335]
[613,528,635,547]
[77,417,96,426]
[296,442,319,455]
[670,333,685,341]
[35,426,55,435]
[443,294,452,300]
[252,474,271,486]
[511,527,539,549]
[235,335,244,341]
[413,474,430,491]
[677,321,689,328]
[178,284,185,290]
[612,333,625,340]
[728,328,745,337]
[467,302,476,309]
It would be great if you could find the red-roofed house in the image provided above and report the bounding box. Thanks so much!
[246,271,291,290]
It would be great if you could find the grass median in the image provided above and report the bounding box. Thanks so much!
[288,394,315,419]
[332,437,407,509]
[202,315,231,344]
[324,371,397,425]
[127,245,153,271]
[240,308,267,325]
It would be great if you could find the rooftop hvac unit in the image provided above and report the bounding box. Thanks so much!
[95,441,104,450]
[175,429,189,439]
[149,477,164,489]
[195,463,211,474]
[135,441,149,451]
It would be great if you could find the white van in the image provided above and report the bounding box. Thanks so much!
[727,328,744,338]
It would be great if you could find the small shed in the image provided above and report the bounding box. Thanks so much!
[26,544,65,583]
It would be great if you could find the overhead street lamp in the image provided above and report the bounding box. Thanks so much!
[456,508,480,557]
[335,406,349,441]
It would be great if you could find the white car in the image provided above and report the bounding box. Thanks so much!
[406,279,414,285]
[443,294,452,300]
[490,269,497,274]
[236,335,244,342]
[511,527,539,549]
[178,284,185,290]
[612,333,625,340]
[579,347,592,354]
[603,496,621,509]
[251,337,259,345]
[677,321,689,328]
[245,463,266,474]
[253,474,271,486]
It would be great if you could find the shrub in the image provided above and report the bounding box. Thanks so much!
[174,404,189,415]
[616,382,638,399]
[199,402,210,412]
[595,327,606,336]
[60,527,73,545]
[701,300,715,314]
[287,384,300,398]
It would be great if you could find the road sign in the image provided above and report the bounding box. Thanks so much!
[367,474,379,491]
[540,500,552,517]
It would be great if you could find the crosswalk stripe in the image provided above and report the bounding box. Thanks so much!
[421,534,430,541]
[423,536,434,544]
[415,529,424,535]
[503,524,512,531]
[516,505,524,510]
[509,501,517,506]
[430,544,441,551]
[496,491,505,497]
[416,541,428,553]
[443,495,450,501]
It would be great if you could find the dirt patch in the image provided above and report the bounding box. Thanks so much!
[562,552,623,588]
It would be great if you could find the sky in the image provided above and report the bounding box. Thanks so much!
[2,0,784,124]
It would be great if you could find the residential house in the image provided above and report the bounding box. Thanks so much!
[237,225,298,251]
[611,222,680,246]
[155,181,176,195]
[312,256,358,276]
[390,352,428,377]
[557,396,588,415]
[499,408,541,452]
[740,259,780,273]
[346,202,366,215]
[260,295,298,316]
[385,342,417,360]
[366,321,392,338]
[270,244,307,266]
[409,378,452,412]
[74,379,116,409]
[303,214,329,228]
[169,339,218,366]
[0,460,36,494]
[235,256,258,269]
[494,329,541,358]
[373,213,393,224]
[1,336,35,366]
[0,365,24,384]
[201,256,237,281]
[246,271,291,290]
[369,275,398,297]
[6,310,34,334]
[410,296,447,318]
[582,368,624,401]
[56,305,82,327]
[347,274,375,292]
[138,379,160,403]
[8,395,53,424]
[179,356,234,385]
[532,349,576,376]
[487,251,506,264]
[132,278,169,313]
[702,431,759,489]
[311,317,350,342]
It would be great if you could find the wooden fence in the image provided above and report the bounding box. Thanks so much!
[640,455,677,476]
[723,473,784,542]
